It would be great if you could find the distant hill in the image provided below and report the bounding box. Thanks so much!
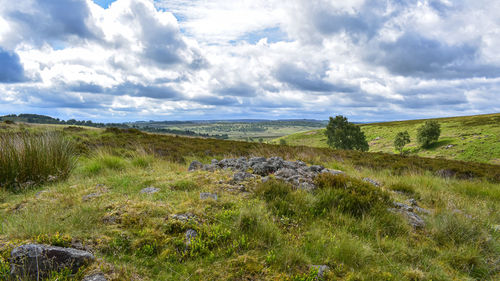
[274,113,500,164]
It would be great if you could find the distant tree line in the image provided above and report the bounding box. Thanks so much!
[0,114,228,139]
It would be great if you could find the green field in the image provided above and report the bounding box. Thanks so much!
[1,121,499,280]
[275,113,500,164]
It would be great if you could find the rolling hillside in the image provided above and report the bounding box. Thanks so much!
[274,113,500,164]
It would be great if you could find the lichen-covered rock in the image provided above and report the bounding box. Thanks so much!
[233,171,255,182]
[10,244,94,278]
[200,192,218,200]
[83,272,107,281]
[363,177,381,187]
[185,229,198,246]
[188,160,204,171]
[311,264,330,279]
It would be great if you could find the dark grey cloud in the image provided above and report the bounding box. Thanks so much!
[275,63,357,93]
[5,0,98,45]
[365,32,500,79]
[0,48,26,83]
[112,82,182,100]
[215,83,256,97]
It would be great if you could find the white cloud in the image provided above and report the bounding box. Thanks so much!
[0,0,499,121]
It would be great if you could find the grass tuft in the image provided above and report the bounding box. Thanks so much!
[0,131,76,190]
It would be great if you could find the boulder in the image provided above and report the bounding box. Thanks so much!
[10,244,94,278]
[188,160,204,171]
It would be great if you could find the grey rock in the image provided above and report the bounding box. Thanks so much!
[311,265,330,279]
[185,229,198,246]
[309,165,325,173]
[389,203,426,229]
[140,187,159,194]
[363,177,381,187]
[407,198,418,206]
[188,160,204,171]
[83,273,107,281]
[171,213,196,222]
[324,169,344,176]
[200,192,218,200]
[211,159,219,165]
[299,182,316,191]
[202,164,217,172]
[275,168,296,179]
[10,244,94,278]
[82,193,101,201]
[233,171,255,182]
[261,176,270,183]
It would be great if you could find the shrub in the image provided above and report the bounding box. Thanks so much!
[279,139,287,145]
[0,131,76,190]
[254,179,302,217]
[313,173,390,217]
[417,121,441,147]
[432,213,483,246]
[325,115,368,151]
[394,131,410,154]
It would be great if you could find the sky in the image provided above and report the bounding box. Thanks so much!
[0,0,499,122]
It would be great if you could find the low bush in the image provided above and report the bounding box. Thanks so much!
[0,131,76,190]
[432,213,484,246]
[313,173,390,217]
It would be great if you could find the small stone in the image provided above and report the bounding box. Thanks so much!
[171,213,196,222]
[83,272,107,281]
[140,187,160,194]
[311,265,330,279]
[363,177,381,187]
[185,229,198,246]
[261,176,270,183]
[200,192,218,200]
[188,160,204,171]
[82,193,101,201]
[407,199,418,206]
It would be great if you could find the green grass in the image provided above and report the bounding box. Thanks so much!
[0,131,76,191]
[275,113,500,164]
[0,124,499,280]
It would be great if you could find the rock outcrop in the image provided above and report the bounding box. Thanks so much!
[189,157,343,190]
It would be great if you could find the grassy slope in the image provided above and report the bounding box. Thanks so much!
[275,113,500,164]
[1,124,499,280]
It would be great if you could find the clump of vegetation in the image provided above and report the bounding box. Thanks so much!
[394,130,411,154]
[313,173,390,217]
[417,120,441,147]
[0,131,76,190]
[389,182,416,195]
[325,115,368,151]
[170,179,198,191]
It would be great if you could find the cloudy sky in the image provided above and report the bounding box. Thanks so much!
[0,0,499,122]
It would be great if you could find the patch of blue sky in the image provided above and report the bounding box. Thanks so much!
[92,0,117,9]
[230,27,290,45]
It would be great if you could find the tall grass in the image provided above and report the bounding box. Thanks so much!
[0,131,76,190]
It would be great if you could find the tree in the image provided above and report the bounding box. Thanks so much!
[417,120,441,147]
[325,115,368,151]
[394,131,410,154]
[279,139,287,145]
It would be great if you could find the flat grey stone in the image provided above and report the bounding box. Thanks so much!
[140,187,159,194]
[200,192,218,200]
[83,273,107,281]
[10,244,94,278]
[188,160,203,171]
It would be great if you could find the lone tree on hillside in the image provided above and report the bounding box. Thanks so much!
[394,131,411,154]
[417,120,441,147]
[325,115,369,151]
